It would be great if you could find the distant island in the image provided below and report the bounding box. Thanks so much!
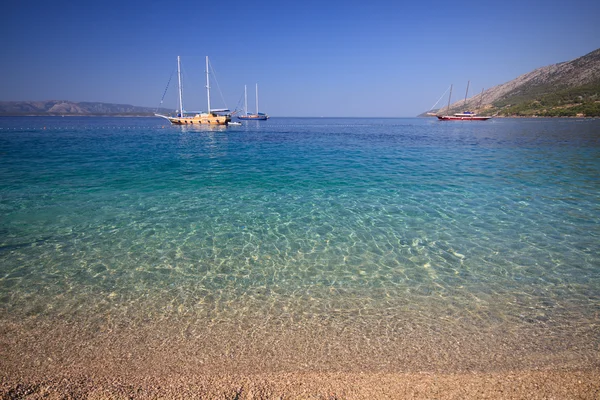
[0,100,173,116]
[422,48,600,118]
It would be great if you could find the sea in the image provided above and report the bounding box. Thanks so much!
[1,116,599,373]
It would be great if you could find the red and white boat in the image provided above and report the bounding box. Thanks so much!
[437,112,491,121]
[436,82,491,121]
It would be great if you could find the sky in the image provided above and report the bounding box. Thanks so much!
[1,0,599,117]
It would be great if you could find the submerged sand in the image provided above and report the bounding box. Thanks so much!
[1,310,599,399]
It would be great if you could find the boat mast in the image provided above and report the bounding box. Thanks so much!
[464,80,470,108]
[244,85,248,115]
[446,84,453,114]
[177,56,184,116]
[255,83,259,115]
[205,56,211,113]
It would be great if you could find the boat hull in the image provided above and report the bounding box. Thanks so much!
[238,115,269,120]
[437,115,491,121]
[156,113,231,125]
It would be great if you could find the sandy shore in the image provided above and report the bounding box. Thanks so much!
[2,370,600,399]
[2,309,599,399]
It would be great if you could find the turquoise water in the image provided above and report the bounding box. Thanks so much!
[1,117,599,344]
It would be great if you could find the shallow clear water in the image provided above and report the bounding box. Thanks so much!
[1,117,599,340]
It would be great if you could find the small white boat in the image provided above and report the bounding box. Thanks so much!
[228,121,242,126]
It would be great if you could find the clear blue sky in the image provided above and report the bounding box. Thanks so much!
[2,0,598,117]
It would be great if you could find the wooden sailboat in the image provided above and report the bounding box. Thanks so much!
[237,83,269,120]
[156,56,231,125]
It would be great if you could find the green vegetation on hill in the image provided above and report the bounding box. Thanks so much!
[422,48,600,118]
[496,83,600,117]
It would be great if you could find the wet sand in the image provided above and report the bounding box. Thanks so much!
[2,312,599,399]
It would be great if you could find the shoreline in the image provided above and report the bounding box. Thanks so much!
[2,370,599,399]
[2,313,599,398]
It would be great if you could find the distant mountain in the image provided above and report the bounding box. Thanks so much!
[0,100,173,116]
[423,48,600,117]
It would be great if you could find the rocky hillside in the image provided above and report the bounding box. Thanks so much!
[427,48,600,117]
[0,100,173,116]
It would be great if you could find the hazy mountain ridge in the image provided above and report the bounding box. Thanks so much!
[0,100,172,116]
[428,48,600,117]
[3,49,599,118]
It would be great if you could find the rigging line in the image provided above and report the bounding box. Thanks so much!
[208,59,229,110]
[232,91,245,115]
[156,68,175,113]
[429,85,452,111]
[180,63,189,113]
